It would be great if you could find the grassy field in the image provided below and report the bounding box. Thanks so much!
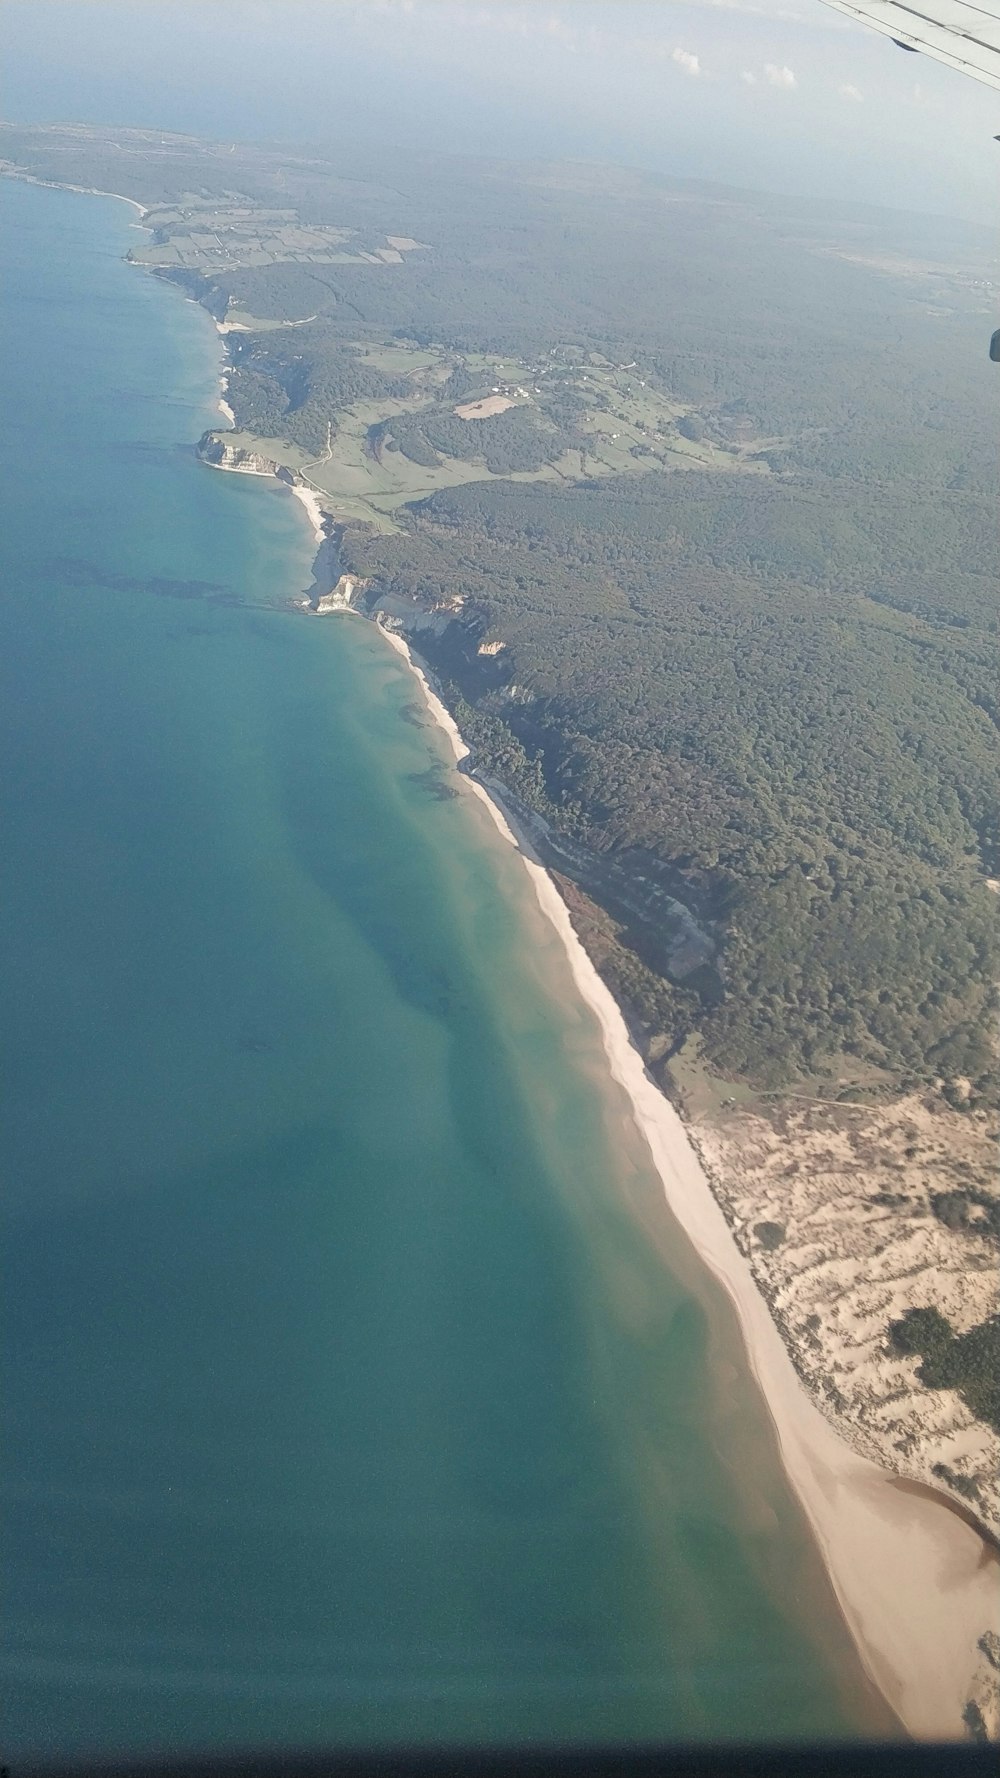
[131,202,426,275]
[354,342,443,376]
[213,333,777,528]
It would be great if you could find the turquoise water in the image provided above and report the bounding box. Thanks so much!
[0,179,884,1759]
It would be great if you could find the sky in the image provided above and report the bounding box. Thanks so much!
[3,0,997,222]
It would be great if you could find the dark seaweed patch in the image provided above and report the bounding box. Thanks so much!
[41,555,243,605]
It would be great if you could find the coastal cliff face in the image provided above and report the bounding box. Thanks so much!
[197,431,283,477]
[315,574,364,613]
[364,589,466,639]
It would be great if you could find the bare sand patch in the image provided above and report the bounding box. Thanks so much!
[693,1096,1000,1537]
[454,395,515,419]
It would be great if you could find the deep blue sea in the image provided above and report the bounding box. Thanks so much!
[0,177,886,1760]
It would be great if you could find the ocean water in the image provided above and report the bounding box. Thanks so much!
[0,178,884,1760]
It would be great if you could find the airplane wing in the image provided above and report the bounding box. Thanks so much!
[821,0,1000,92]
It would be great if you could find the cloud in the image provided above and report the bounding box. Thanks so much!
[838,82,863,101]
[742,62,796,89]
[671,46,701,76]
[542,12,577,45]
[662,0,818,18]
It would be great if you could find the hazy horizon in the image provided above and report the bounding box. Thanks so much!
[3,0,997,227]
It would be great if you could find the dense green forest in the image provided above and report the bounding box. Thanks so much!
[4,124,996,1095]
[394,405,578,475]
[890,1308,1000,1437]
[343,469,999,1092]
[223,327,413,455]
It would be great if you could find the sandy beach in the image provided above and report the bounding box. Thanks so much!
[82,185,146,215]
[208,446,325,543]
[290,484,326,545]
[375,620,999,1743]
[8,174,148,217]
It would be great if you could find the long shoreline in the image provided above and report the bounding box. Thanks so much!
[199,362,999,1738]
[1,170,147,215]
[20,173,993,1738]
[373,620,998,1743]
